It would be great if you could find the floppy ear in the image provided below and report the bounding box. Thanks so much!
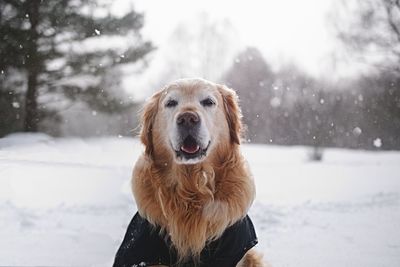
[218,85,243,145]
[140,91,162,157]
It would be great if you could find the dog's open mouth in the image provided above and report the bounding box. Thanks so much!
[181,135,200,154]
[176,135,210,161]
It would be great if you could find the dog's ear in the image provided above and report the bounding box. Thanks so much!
[218,85,243,145]
[140,91,162,157]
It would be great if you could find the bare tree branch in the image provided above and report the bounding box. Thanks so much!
[384,0,400,43]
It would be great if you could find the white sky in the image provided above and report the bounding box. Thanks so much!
[109,0,351,99]
[130,0,336,75]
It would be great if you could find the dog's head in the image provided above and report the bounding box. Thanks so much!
[140,78,242,164]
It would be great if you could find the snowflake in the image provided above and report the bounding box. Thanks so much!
[270,97,281,108]
[352,127,362,136]
[373,138,382,148]
[12,102,20,108]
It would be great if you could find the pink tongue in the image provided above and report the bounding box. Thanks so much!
[181,144,200,154]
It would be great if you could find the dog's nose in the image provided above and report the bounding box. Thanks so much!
[177,112,200,127]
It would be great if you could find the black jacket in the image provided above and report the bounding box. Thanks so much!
[113,212,258,267]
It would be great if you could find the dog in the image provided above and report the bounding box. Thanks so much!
[113,78,264,267]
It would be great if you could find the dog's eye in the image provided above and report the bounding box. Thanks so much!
[200,98,215,107]
[165,99,178,108]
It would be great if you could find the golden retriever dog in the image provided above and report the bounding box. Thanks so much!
[114,78,265,267]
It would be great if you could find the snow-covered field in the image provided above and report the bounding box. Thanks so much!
[0,134,399,266]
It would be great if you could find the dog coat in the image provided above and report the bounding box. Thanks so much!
[113,212,258,267]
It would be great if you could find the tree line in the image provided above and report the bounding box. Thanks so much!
[223,47,400,150]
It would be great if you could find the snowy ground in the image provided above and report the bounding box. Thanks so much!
[0,134,399,267]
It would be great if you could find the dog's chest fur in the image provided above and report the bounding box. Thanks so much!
[132,153,255,260]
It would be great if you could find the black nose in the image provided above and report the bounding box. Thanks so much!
[177,112,200,127]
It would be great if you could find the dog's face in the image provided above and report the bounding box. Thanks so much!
[140,78,242,164]
[162,82,218,164]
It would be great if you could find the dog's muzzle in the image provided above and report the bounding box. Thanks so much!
[175,112,210,161]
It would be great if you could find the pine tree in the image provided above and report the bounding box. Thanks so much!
[0,0,154,133]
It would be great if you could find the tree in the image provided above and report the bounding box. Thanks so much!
[0,66,24,136]
[356,72,400,149]
[223,47,274,143]
[153,13,239,86]
[332,0,400,149]
[333,0,400,72]
[0,0,154,134]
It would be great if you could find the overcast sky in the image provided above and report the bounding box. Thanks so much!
[110,0,350,98]
[132,0,337,74]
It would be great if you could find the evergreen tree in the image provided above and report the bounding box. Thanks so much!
[0,0,154,134]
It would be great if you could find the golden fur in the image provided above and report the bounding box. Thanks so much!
[132,79,264,266]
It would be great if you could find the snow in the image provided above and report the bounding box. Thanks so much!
[11,102,20,109]
[352,126,362,136]
[0,134,399,266]
[374,138,383,148]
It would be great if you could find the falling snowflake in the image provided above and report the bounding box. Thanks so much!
[12,102,20,108]
[92,110,97,116]
[270,97,281,108]
[373,138,382,148]
[352,127,362,137]
[94,29,101,35]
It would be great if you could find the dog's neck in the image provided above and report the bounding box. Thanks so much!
[133,143,254,261]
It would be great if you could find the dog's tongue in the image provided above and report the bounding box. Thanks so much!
[181,144,200,154]
[181,136,200,154]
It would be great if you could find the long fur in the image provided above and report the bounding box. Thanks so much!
[132,81,261,265]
